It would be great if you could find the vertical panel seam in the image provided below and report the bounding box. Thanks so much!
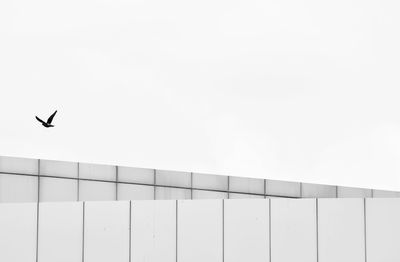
[116,166,119,201]
[176,200,178,262]
[82,202,85,262]
[269,198,272,262]
[316,199,319,262]
[300,182,303,198]
[37,159,41,203]
[190,172,193,200]
[77,163,80,201]
[227,176,230,199]
[36,201,40,262]
[364,198,367,262]
[153,169,157,200]
[129,201,132,262]
[36,159,40,262]
[222,199,225,262]
[264,179,267,199]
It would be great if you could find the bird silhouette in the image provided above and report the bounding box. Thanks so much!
[36,110,57,128]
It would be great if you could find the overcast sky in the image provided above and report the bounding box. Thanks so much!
[1,0,400,190]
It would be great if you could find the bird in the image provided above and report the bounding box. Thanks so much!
[35,110,57,128]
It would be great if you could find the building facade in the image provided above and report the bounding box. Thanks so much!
[0,155,399,262]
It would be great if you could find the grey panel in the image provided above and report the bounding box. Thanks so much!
[192,190,228,199]
[155,170,191,188]
[318,199,365,262]
[228,193,264,199]
[155,187,191,200]
[0,174,38,203]
[366,198,400,262]
[38,202,83,262]
[84,201,130,262]
[0,203,37,262]
[192,173,228,191]
[131,200,176,262]
[117,166,154,184]
[40,177,78,202]
[337,186,372,198]
[372,189,400,198]
[301,183,337,198]
[178,200,223,262]
[79,180,116,201]
[266,179,301,197]
[229,176,264,194]
[224,199,269,262]
[117,183,154,200]
[79,163,116,181]
[0,156,38,175]
[40,160,78,178]
[271,198,317,262]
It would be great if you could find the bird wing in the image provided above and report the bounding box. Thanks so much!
[47,110,57,124]
[35,116,46,124]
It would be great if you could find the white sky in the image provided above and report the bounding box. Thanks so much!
[1,0,400,190]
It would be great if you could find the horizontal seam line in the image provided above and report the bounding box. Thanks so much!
[0,171,299,198]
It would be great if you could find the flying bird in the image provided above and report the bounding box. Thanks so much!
[35,110,57,128]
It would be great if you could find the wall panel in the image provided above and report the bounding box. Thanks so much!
[192,173,228,191]
[38,202,83,262]
[301,183,336,198]
[366,198,400,262]
[84,201,130,262]
[118,166,154,184]
[131,200,176,262]
[337,187,372,198]
[40,160,78,178]
[79,163,116,181]
[229,176,264,194]
[228,193,264,199]
[0,174,38,202]
[155,170,191,188]
[0,156,38,175]
[79,180,116,201]
[192,190,227,199]
[224,199,269,262]
[372,190,400,198]
[0,203,37,262]
[178,200,223,262]
[40,177,77,202]
[271,198,317,262]
[117,183,154,200]
[155,187,191,200]
[266,179,300,197]
[318,199,365,262]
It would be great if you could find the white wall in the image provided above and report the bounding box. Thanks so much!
[366,198,400,262]
[0,203,37,262]
[317,199,365,262]
[271,199,317,262]
[131,200,176,262]
[178,200,223,262]
[1,199,399,262]
[224,199,269,262]
[38,202,83,262]
[84,201,130,262]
